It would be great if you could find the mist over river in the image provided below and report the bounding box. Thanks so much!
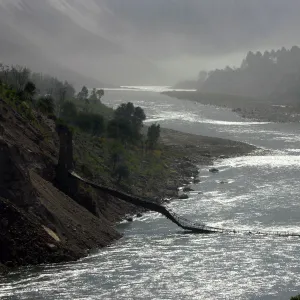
[1,88,300,300]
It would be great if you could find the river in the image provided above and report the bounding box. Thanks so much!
[1,87,300,300]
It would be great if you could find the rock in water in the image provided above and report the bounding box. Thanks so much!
[219,180,227,184]
[183,186,194,192]
[209,168,219,173]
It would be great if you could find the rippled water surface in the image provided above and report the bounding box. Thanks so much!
[1,88,300,299]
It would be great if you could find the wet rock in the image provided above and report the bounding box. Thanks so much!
[164,190,178,198]
[179,161,194,169]
[136,213,142,218]
[47,243,58,252]
[166,185,178,191]
[5,261,14,268]
[183,186,194,192]
[179,194,189,200]
[126,217,133,222]
[193,178,201,184]
[209,168,219,173]
[182,179,191,185]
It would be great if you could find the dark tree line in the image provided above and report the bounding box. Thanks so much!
[198,46,300,102]
[107,102,146,142]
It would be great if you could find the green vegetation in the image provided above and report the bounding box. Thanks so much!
[114,165,130,184]
[70,97,113,119]
[72,131,170,195]
[107,102,146,142]
[147,123,161,149]
[74,112,105,136]
[185,46,300,103]
[0,63,166,193]
[36,96,55,115]
[60,101,77,121]
[291,295,300,300]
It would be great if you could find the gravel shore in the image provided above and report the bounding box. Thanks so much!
[163,91,300,123]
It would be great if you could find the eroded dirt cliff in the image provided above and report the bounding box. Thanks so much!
[0,98,134,268]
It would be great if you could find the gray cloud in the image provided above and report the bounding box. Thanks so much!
[106,0,300,56]
[0,0,300,84]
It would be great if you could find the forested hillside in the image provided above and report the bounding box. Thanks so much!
[179,46,300,104]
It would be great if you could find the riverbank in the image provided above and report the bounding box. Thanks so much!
[71,126,256,218]
[128,127,257,204]
[0,94,256,271]
[163,91,300,123]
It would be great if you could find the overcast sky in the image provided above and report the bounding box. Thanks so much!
[106,0,300,78]
[1,0,300,84]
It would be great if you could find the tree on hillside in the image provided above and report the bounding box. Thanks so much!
[115,102,135,120]
[63,81,76,99]
[77,86,89,101]
[61,101,77,121]
[57,87,67,117]
[2,65,38,101]
[96,89,104,101]
[133,106,146,130]
[89,88,98,104]
[90,114,105,136]
[107,119,132,142]
[111,152,121,172]
[36,96,55,115]
[89,88,104,104]
[147,123,160,149]
[10,66,30,94]
[110,141,125,171]
[31,73,75,103]
[23,81,36,102]
[0,64,10,85]
[114,164,130,184]
[75,112,105,136]
[84,98,90,112]
[113,102,146,141]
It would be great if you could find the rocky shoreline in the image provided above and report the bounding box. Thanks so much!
[161,128,256,191]
[123,127,256,221]
[163,91,300,123]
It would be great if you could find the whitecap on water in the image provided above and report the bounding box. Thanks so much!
[285,149,300,153]
[216,155,300,168]
[113,86,197,92]
[197,119,271,125]
[144,111,199,123]
[145,113,270,125]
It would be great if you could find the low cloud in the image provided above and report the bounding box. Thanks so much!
[1,0,300,84]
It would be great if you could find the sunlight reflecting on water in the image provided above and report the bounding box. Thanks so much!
[2,90,300,300]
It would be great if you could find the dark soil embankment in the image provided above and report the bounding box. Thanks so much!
[0,97,255,270]
[163,91,300,123]
[0,98,124,269]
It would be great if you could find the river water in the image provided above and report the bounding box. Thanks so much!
[1,88,300,300]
